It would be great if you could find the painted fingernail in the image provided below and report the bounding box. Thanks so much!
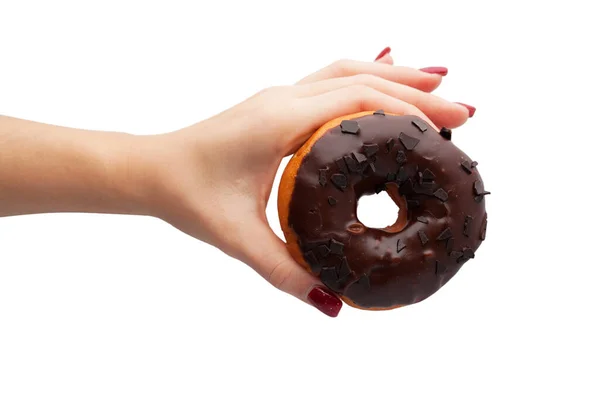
[456,102,476,117]
[374,47,391,61]
[308,286,342,317]
[419,66,448,76]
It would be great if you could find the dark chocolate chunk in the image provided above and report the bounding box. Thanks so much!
[302,238,331,250]
[449,251,463,262]
[340,120,360,135]
[398,132,420,150]
[358,274,370,290]
[330,174,347,191]
[433,188,449,201]
[461,161,473,174]
[337,257,351,279]
[446,237,455,253]
[463,216,474,237]
[363,144,379,157]
[418,230,429,245]
[471,161,478,168]
[417,216,429,224]
[412,119,428,133]
[417,181,436,195]
[329,239,344,255]
[480,215,487,241]
[440,127,452,140]
[398,177,414,194]
[422,169,435,181]
[316,244,330,258]
[327,196,337,206]
[368,162,376,173]
[304,251,321,274]
[407,199,420,209]
[385,138,395,153]
[396,151,407,165]
[352,151,368,164]
[335,157,349,174]
[386,172,396,182]
[436,227,453,241]
[318,168,328,187]
[374,109,385,116]
[396,167,409,183]
[320,267,338,287]
[435,261,447,276]
[473,180,491,198]
[397,239,406,253]
[344,155,360,173]
[462,247,475,259]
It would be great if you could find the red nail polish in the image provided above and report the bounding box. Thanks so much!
[308,287,342,317]
[456,102,476,118]
[419,66,448,76]
[374,47,391,61]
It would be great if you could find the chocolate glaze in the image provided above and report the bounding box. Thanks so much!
[287,114,488,309]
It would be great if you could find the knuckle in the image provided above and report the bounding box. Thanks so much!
[353,73,376,86]
[331,59,352,75]
[267,258,293,291]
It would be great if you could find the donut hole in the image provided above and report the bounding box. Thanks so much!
[357,191,402,230]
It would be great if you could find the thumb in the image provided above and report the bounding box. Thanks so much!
[235,219,343,317]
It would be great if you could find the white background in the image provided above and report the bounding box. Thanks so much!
[1,1,599,399]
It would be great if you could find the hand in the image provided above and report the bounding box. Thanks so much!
[141,49,475,317]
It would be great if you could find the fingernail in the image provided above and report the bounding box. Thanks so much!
[308,286,342,317]
[374,47,391,61]
[456,102,476,117]
[419,66,448,76]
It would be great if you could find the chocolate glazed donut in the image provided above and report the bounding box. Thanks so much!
[277,111,489,310]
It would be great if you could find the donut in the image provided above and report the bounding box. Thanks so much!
[277,111,489,310]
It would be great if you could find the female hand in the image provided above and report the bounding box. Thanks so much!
[142,49,475,317]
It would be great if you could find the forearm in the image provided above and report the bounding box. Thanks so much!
[0,116,159,217]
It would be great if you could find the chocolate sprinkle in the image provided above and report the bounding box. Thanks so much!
[374,109,385,116]
[330,174,347,191]
[352,151,368,164]
[461,161,473,174]
[464,216,474,237]
[398,133,420,150]
[340,120,360,135]
[436,227,453,241]
[363,144,379,157]
[397,240,406,253]
[422,169,435,181]
[433,188,449,201]
[385,138,395,153]
[327,196,337,206]
[396,150,407,164]
[474,180,491,197]
[417,216,429,224]
[449,251,463,261]
[440,127,452,140]
[318,168,328,187]
[335,157,349,174]
[329,239,344,255]
[471,161,479,168]
[316,244,330,258]
[435,261,447,276]
[418,230,429,245]
[412,119,428,133]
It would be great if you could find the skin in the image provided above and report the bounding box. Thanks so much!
[0,52,472,315]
